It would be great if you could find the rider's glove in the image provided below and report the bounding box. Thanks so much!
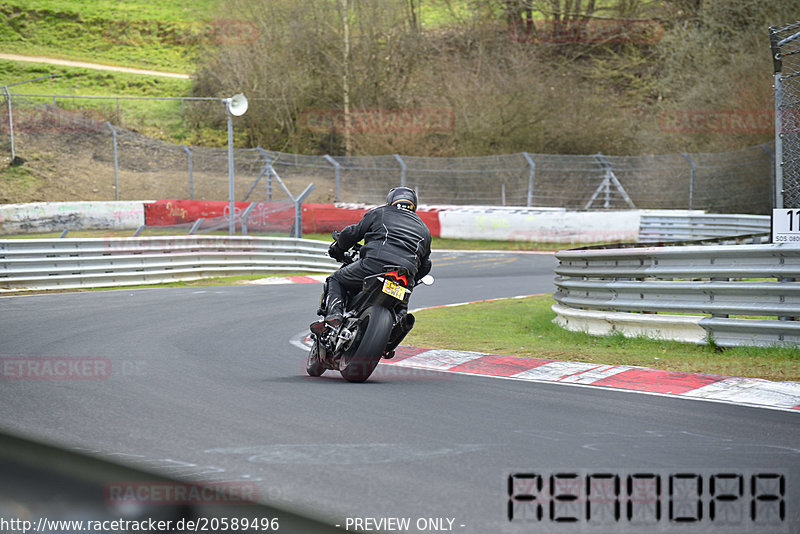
[328,242,345,262]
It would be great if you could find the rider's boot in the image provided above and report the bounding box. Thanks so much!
[324,296,344,328]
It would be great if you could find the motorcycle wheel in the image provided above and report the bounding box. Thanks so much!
[306,338,326,377]
[339,305,392,383]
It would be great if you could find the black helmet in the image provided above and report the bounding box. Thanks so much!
[386,186,418,212]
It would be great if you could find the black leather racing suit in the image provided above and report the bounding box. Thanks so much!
[322,204,432,318]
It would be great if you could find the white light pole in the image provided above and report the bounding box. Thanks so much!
[223,93,248,235]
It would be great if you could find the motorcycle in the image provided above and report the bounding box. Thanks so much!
[306,233,433,383]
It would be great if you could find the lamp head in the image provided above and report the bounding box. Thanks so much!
[227,93,248,116]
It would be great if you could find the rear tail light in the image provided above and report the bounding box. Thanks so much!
[384,271,408,286]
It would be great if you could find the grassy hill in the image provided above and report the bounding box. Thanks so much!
[0,0,218,144]
[0,0,220,72]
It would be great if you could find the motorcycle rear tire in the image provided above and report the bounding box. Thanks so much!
[339,305,392,383]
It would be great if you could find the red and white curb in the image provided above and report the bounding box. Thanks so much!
[292,334,800,412]
[383,347,800,413]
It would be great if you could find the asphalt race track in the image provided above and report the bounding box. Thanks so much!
[1,250,799,533]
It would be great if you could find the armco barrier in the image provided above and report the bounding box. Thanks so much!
[638,212,771,243]
[0,236,338,291]
[553,244,800,347]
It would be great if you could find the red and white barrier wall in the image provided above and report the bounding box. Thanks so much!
[2,200,645,244]
[142,200,640,243]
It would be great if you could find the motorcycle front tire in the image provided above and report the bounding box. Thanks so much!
[339,305,392,383]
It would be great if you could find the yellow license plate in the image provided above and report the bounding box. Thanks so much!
[382,279,405,300]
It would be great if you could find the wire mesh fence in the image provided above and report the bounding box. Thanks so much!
[0,95,775,214]
[771,20,800,209]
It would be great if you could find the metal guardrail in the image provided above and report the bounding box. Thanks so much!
[638,213,771,242]
[0,236,338,291]
[553,244,800,347]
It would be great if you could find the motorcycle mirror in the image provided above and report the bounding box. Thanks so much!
[419,274,434,286]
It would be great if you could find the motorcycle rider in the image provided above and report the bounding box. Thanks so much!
[319,186,432,337]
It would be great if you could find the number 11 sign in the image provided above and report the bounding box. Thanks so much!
[773,209,800,244]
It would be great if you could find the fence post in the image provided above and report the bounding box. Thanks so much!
[761,144,776,209]
[243,148,272,202]
[324,154,341,202]
[771,26,785,209]
[294,184,315,238]
[682,153,696,210]
[2,86,14,161]
[241,201,258,236]
[189,218,204,235]
[106,122,119,201]
[182,145,194,200]
[585,153,635,209]
[394,154,407,187]
[265,155,273,202]
[522,152,535,207]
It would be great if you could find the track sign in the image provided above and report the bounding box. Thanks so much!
[772,208,800,244]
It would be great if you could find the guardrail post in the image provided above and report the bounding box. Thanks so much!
[182,145,194,200]
[106,122,119,201]
[323,155,341,202]
[522,152,535,207]
[394,154,407,187]
[682,153,696,210]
